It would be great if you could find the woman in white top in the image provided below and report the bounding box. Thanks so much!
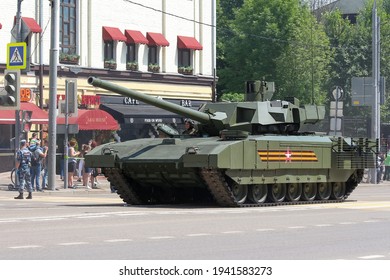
[67,139,80,188]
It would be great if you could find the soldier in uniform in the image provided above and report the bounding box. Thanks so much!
[182,119,197,135]
[14,139,33,199]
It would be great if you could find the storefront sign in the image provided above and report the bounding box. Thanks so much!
[86,116,107,124]
[123,97,139,105]
[20,88,33,102]
[56,95,101,107]
[181,99,192,107]
[81,95,100,106]
[144,118,163,123]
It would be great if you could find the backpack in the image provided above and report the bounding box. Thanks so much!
[17,148,32,167]
[29,144,37,153]
[29,145,42,166]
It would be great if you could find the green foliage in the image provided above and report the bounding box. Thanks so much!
[275,7,331,104]
[218,0,330,105]
[219,92,244,102]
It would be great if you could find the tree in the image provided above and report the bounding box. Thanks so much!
[216,0,244,97]
[218,0,330,104]
[275,6,331,104]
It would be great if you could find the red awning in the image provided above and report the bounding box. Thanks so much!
[147,32,169,47]
[125,30,148,44]
[21,17,42,33]
[177,35,203,50]
[0,102,48,125]
[102,26,126,42]
[57,109,119,131]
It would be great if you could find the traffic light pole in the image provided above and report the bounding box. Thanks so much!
[14,1,23,171]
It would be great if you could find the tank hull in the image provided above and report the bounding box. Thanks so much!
[85,135,376,206]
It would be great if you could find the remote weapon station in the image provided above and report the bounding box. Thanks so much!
[85,77,377,207]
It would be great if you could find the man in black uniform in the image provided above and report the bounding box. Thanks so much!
[14,139,33,199]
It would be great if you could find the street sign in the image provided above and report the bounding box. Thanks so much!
[332,86,343,100]
[6,42,27,70]
[329,101,343,117]
[330,117,342,131]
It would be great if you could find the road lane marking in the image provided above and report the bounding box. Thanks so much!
[359,255,385,259]
[30,218,67,222]
[0,220,19,223]
[76,215,107,219]
[288,226,306,229]
[116,213,149,216]
[339,222,357,225]
[104,239,133,243]
[58,242,89,246]
[315,224,332,227]
[149,236,175,240]
[186,233,211,237]
[256,228,275,232]
[363,220,380,223]
[222,231,243,234]
[9,245,42,249]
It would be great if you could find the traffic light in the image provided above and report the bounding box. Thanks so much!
[0,69,20,110]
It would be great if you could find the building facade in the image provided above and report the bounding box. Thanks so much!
[0,0,216,171]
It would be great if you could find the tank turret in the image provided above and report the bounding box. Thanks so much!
[87,77,325,137]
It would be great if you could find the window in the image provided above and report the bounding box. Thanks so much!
[60,0,78,63]
[148,46,158,65]
[126,44,138,70]
[104,41,114,61]
[104,41,116,69]
[148,46,159,72]
[178,49,191,67]
[127,44,136,62]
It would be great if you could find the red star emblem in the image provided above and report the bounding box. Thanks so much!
[285,147,292,162]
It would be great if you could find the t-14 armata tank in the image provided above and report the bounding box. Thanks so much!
[85,77,377,207]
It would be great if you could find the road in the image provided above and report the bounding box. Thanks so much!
[0,183,389,260]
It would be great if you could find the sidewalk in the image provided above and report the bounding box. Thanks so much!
[0,170,111,194]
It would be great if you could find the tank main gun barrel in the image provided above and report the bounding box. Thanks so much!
[87,77,211,124]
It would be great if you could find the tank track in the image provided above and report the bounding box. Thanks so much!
[344,169,363,199]
[104,168,144,205]
[104,167,362,207]
[199,168,361,207]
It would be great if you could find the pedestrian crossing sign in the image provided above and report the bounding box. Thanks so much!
[6,42,27,69]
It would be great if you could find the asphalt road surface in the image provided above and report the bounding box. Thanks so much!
[0,183,389,260]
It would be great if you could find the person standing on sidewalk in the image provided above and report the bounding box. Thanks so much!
[15,139,33,199]
[67,139,80,188]
[30,139,47,192]
[41,139,49,189]
[89,140,100,188]
[383,151,390,181]
[29,132,38,147]
[80,144,92,189]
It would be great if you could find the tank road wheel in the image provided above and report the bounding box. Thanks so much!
[330,182,346,200]
[268,183,286,203]
[248,184,268,204]
[301,183,317,201]
[286,183,302,202]
[316,182,331,200]
[230,182,248,204]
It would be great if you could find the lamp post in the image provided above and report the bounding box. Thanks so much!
[48,0,59,190]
